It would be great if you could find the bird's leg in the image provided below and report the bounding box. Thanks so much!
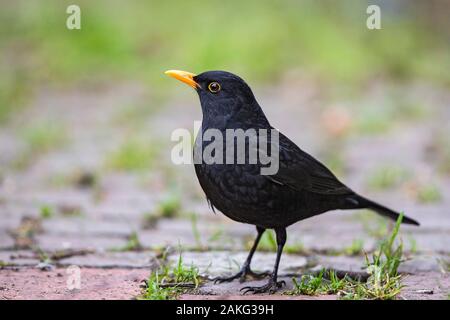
[213,226,270,284]
[241,227,287,294]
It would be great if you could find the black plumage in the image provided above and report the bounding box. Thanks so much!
[166,70,419,294]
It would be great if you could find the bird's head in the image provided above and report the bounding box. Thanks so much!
[165,70,267,127]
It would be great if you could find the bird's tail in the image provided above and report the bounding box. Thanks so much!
[352,195,420,226]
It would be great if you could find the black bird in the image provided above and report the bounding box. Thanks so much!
[165,70,419,294]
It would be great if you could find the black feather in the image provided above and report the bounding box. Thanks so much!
[190,70,420,228]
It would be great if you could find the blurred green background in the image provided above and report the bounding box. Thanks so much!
[1,0,450,123]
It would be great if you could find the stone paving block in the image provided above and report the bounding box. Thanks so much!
[41,218,137,237]
[307,255,366,273]
[88,204,145,222]
[399,254,448,274]
[139,229,201,249]
[400,272,449,300]
[0,211,24,230]
[0,250,40,267]
[138,218,249,250]
[3,190,92,210]
[57,251,158,269]
[0,268,148,300]
[166,251,308,278]
[92,197,156,217]
[408,232,450,253]
[192,276,308,297]
[0,234,15,250]
[35,234,127,251]
[292,232,377,253]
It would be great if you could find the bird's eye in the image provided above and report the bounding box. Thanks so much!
[208,82,221,93]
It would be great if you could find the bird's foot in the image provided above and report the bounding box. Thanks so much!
[240,278,286,294]
[213,266,270,284]
[242,269,271,282]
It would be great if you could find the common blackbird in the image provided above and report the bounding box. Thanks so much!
[165,70,419,294]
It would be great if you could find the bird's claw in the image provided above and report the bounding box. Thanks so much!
[212,267,270,284]
[240,279,286,294]
[139,279,148,288]
[213,273,241,284]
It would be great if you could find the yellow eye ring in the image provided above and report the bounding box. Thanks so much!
[208,82,221,93]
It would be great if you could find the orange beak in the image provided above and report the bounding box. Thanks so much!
[165,70,199,89]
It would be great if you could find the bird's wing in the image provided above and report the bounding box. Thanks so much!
[263,132,353,196]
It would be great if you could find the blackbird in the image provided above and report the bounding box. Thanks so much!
[165,69,419,294]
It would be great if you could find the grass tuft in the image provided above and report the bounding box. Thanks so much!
[416,184,442,204]
[344,239,365,256]
[289,269,348,296]
[113,232,143,252]
[22,123,68,153]
[39,205,54,219]
[367,165,410,190]
[341,213,405,300]
[141,191,182,228]
[288,213,406,300]
[107,138,157,172]
[14,123,69,169]
[140,252,201,300]
[190,212,203,250]
[158,192,182,218]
